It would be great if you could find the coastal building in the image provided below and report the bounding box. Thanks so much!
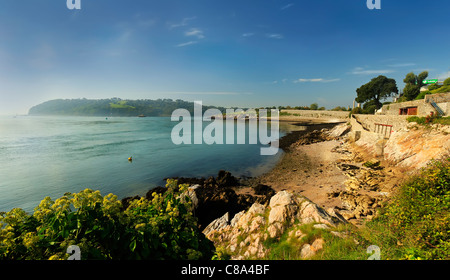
[378,92,450,117]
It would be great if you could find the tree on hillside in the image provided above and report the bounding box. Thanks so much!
[355,75,398,113]
[402,71,428,101]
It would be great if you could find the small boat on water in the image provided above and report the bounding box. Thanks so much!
[138,114,146,117]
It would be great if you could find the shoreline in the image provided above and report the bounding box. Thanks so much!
[126,117,406,228]
[239,119,406,226]
[233,120,348,208]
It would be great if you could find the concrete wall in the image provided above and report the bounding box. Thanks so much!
[280,110,349,120]
[352,114,409,132]
[380,99,436,116]
[349,116,386,157]
[437,102,449,116]
[425,92,450,103]
[380,92,450,116]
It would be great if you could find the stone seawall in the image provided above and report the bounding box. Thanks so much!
[280,110,349,121]
[352,114,410,132]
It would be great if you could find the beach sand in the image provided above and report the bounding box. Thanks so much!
[238,139,348,210]
[235,120,407,225]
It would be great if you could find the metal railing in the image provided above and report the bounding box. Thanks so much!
[374,123,393,139]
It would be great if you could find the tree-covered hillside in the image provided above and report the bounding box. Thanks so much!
[28,98,225,117]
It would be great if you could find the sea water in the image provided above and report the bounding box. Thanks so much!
[0,116,289,213]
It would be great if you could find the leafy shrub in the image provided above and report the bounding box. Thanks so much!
[444,77,450,86]
[407,116,426,125]
[415,90,431,100]
[364,159,450,260]
[0,180,214,260]
[349,107,363,117]
[407,115,450,126]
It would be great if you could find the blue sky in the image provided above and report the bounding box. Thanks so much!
[1,0,449,115]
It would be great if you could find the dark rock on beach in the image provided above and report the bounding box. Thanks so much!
[120,169,274,230]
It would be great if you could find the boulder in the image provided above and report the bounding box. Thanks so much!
[204,190,348,259]
[268,191,346,230]
[300,238,325,259]
[216,170,238,187]
[202,212,230,236]
[326,123,351,139]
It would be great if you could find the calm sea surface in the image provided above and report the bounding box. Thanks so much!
[0,116,292,213]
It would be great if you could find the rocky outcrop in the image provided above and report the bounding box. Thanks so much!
[176,170,276,230]
[384,124,450,170]
[202,190,347,259]
[288,123,351,149]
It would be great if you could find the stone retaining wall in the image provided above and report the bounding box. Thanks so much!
[352,114,409,132]
[281,110,349,120]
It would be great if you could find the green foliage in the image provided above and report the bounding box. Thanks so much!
[331,106,349,111]
[309,103,319,110]
[407,116,427,125]
[415,90,431,100]
[356,75,398,111]
[363,159,450,260]
[402,71,429,100]
[349,107,363,117]
[417,71,429,87]
[427,83,441,91]
[0,180,214,260]
[403,72,417,85]
[279,111,291,116]
[407,115,450,126]
[402,83,421,101]
[444,77,450,86]
[403,71,428,87]
[430,85,450,94]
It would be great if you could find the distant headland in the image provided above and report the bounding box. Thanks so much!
[28,98,226,117]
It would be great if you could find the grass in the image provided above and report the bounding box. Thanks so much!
[357,158,450,260]
[407,116,450,126]
[430,85,450,94]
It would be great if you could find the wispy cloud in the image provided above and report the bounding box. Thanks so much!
[280,3,294,10]
[351,67,395,75]
[242,32,255,37]
[176,41,198,47]
[169,16,197,29]
[293,78,341,83]
[176,27,205,47]
[185,28,205,39]
[266,33,284,39]
[387,63,416,68]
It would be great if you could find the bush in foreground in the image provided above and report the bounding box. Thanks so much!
[361,158,450,260]
[0,180,214,260]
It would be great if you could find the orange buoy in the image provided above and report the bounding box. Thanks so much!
[128,157,133,162]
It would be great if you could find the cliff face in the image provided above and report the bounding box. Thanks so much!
[383,123,450,170]
[350,116,450,170]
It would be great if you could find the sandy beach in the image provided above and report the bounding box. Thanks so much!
[236,119,407,226]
